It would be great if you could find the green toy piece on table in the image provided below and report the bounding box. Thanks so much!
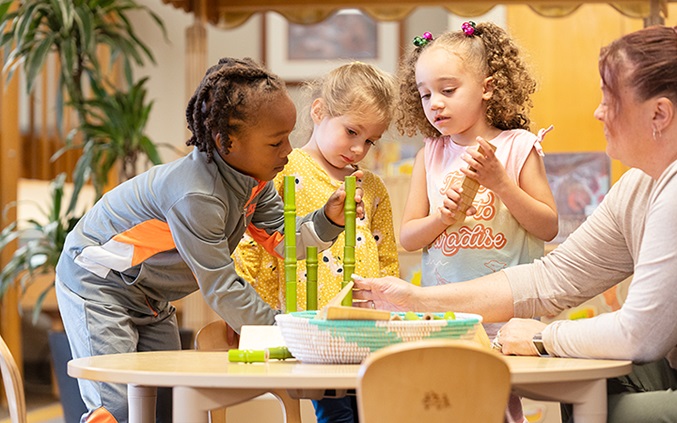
[228,346,294,363]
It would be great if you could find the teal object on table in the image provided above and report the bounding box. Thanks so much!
[275,311,482,364]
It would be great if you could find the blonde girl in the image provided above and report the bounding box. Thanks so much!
[234,61,399,423]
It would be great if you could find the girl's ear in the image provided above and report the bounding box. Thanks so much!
[311,98,326,124]
[482,76,494,101]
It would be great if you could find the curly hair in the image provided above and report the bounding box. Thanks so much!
[396,22,537,138]
[185,57,286,162]
[295,61,397,141]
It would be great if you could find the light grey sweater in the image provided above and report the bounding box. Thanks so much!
[505,163,677,369]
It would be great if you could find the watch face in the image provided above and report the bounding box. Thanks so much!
[533,340,548,356]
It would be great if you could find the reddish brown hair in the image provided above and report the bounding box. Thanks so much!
[599,25,677,112]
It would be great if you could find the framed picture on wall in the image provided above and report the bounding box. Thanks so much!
[543,152,611,244]
[263,10,400,83]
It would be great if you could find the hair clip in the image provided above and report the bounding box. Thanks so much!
[462,21,476,37]
[413,31,433,47]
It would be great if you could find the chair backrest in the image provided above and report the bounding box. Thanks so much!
[194,320,239,351]
[357,339,510,423]
[0,335,28,423]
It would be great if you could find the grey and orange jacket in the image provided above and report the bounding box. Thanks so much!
[56,147,342,331]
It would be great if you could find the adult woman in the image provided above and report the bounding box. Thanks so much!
[353,25,677,422]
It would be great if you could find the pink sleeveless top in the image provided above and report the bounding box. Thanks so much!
[421,127,552,287]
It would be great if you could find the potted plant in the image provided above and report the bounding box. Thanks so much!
[0,0,166,311]
[0,0,167,417]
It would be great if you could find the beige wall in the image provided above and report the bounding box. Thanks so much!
[131,2,677,182]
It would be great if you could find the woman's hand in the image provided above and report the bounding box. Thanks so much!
[324,170,365,226]
[494,318,548,356]
[351,275,417,311]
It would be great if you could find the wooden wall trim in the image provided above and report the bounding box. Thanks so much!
[0,66,24,373]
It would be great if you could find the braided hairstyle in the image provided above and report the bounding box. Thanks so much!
[185,57,286,162]
[396,22,537,138]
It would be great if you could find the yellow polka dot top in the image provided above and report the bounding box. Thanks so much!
[233,149,400,311]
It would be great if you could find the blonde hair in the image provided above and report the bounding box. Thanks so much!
[396,22,537,138]
[296,62,397,140]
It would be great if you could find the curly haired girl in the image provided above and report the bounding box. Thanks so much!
[397,22,559,421]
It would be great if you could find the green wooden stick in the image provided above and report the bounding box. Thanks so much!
[283,176,297,312]
[342,175,356,306]
[306,246,318,311]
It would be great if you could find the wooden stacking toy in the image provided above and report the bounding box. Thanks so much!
[458,142,497,215]
[283,175,356,313]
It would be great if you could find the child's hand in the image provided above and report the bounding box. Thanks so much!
[437,186,476,226]
[324,170,365,226]
[461,136,509,192]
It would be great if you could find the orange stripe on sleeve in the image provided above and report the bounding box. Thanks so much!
[248,224,284,259]
[85,407,119,423]
[112,219,176,266]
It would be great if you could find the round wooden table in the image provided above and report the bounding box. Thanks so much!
[69,349,631,423]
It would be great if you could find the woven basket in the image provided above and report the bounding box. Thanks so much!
[275,311,482,364]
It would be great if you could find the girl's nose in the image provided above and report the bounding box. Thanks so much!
[430,93,444,109]
[593,104,604,121]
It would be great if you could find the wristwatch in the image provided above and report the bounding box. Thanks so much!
[532,333,550,357]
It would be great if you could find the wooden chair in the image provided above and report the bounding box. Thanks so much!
[194,320,301,423]
[357,339,510,423]
[0,335,28,423]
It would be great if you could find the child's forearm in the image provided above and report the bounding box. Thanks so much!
[399,213,449,251]
[492,179,559,241]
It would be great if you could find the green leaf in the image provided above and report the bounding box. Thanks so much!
[73,5,94,53]
[0,0,13,21]
[139,136,161,165]
[32,281,56,325]
[51,0,73,33]
[24,34,55,92]
[59,37,77,86]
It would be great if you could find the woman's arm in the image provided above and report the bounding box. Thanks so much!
[353,271,515,322]
[542,169,677,361]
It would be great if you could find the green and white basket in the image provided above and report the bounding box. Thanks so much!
[275,311,482,364]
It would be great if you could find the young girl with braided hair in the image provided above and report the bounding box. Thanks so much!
[398,22,558,422]
[55,57,362,423]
